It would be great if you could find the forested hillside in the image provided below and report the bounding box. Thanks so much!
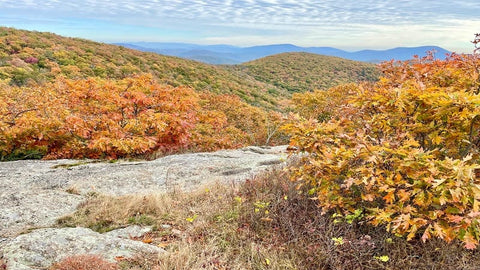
[229,52,380,93]
[0,27,284,109]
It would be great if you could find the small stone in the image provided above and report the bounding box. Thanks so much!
[160,224,172,229]
[104,225,153,239]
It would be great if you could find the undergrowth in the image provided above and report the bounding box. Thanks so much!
[56,167,480,269]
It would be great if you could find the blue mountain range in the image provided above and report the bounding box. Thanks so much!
[114,42,451,65]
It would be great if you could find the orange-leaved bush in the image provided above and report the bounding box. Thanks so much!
[1,74,286,160]
[1,74,200,159]
[192,93,285,150]
[285,51,480,249]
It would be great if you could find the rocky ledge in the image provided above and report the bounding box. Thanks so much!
[0,146,288,269]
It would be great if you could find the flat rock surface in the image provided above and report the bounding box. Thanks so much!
[0,146,288,269]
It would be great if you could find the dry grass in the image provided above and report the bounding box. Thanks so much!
[57,168,480,270]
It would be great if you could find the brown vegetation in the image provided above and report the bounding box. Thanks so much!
[50,255,118,270]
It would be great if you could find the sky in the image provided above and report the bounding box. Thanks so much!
[1,0,479,53]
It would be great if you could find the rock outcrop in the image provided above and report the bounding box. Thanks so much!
[0,145,288,269]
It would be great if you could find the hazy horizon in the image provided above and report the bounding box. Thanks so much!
[116,41,451,52]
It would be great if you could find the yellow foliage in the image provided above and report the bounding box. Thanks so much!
[285,52,480,249]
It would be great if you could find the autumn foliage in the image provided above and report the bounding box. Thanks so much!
[0,74,284,160]
[0,27,293,109]
[285,52,480,249]
[237,52,380,93]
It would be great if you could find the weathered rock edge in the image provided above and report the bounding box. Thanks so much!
[2,227,164,270]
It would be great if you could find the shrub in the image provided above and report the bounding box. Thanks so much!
[285,52,480,249]
[0,74,286,160]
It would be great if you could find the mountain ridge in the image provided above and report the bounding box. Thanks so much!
[114,42,451,64]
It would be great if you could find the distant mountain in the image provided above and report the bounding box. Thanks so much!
[226,52,380,93]
[114,42,451,64]
[347,46,451,62]
[114,42,245,64]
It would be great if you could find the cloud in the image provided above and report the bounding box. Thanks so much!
[2,0,478,25]
[0,0,479,51]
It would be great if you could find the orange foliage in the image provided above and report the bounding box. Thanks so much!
[194,93,285,150]
[1,74,285,160]
[1,74,198,159]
